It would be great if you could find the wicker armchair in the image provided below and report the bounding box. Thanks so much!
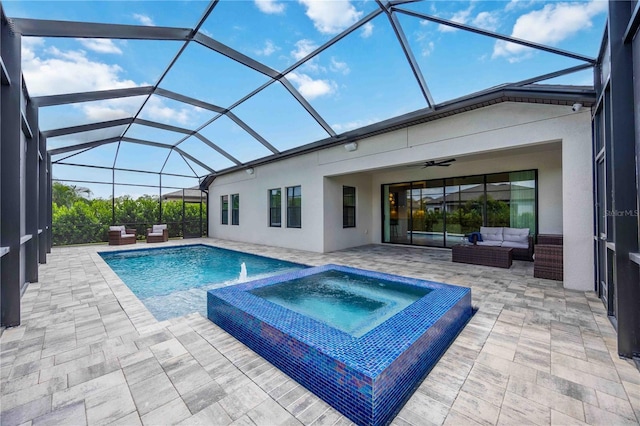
[534,234,563,280]
[146,224,168,243]
[108,226,136,245]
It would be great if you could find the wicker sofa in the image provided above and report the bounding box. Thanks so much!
[475,226,534,261]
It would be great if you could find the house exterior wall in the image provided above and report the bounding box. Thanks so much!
[208,102,593,290]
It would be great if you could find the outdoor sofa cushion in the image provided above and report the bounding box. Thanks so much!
[478,227,530,249]
[152,224,167,233]
[109,225,127,236]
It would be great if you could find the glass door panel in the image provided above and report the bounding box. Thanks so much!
[383,183,411,244]
[410,180,445,247]
[444,176,484,247]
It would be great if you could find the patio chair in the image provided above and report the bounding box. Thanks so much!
[146,224,168,243]
[108,226,136,245]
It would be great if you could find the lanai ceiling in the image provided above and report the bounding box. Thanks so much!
[3,0,606,195]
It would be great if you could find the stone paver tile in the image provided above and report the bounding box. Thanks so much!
[536,371,598,406]
[39,352,105,383]
[140,397,191,426]
[229,415,257,426]
[476,352,537,382]
[182,380,227,414]
[594,390,637,421]
[247,398,302,426]
[122,356,164,386]
[583,402,639,425]
[287,391,318,417]
[105,412,142,426]
[1,371,40,395]
[551,351,619,382]
[177,402,233,426]
[442,408,483,426]
[277,385,309,409]
[497,405,537,425]
[450,390,500,426]
[416,376,461,407]
[503,386,552,425]
[1,377,67,412]
[550,363,627,399]
[399,391,449,426]
[53,345,91,365]
[268,379,299,401]
[507,375,584,421]
[163,354,213,396]
[68,358,121,387]
[308,408,343,426]
[550,409,589,426]
[51,370,126,410]
[129,372,179,416]
[149,338,188,363]
[461,377,506,407]
[295,398,331,425]
[514,346,550,373]
[219,381,270,420]
[31,400,86,426]
[117,348,153,369]
[0,395,51,426]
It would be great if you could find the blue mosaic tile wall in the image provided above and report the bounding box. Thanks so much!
[207,264,472,426]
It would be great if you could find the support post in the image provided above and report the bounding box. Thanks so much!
[47,153,52,253]
[38,133,47,263]
[25,97,39,282]
[608,0,640,358]
[1,15,22,326]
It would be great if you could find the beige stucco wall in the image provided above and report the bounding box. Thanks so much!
[209,101,593,290]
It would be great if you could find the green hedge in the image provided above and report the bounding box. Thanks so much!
[52,183,206,246]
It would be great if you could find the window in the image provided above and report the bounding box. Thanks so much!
[343,186,356,228]
[231,194,239,225]
[221,195,228,225]
[287,186,301,228]
[269,188,281,227]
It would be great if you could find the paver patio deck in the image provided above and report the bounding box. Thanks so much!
[1,238,639,426]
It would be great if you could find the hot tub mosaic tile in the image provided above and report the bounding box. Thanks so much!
[207,264,472,426]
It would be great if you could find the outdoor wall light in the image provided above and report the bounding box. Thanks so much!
[246,168,254,175]
[572,103,583,112]
[344,142,358,152]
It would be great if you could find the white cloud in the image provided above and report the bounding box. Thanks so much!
[298,0,363,34]
[472,11,500,32]
[22,39,197,126]
[132,13,154,26]
[493,1,607,61]
[291,39,318,61]
[255,0,286,14]
[286,72,336,99]
[361,22,374,38]
[77,39,122,55]
[438,6,473,32]
[332,118,377,133]
[255,40,278,56]
[330,57,350,75]
[421,41,435,57]
[22,43,136,96]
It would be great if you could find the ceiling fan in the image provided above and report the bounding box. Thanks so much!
[420,158,456,168]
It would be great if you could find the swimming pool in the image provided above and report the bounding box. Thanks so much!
[208,264,472,426]
[99,244,305,321]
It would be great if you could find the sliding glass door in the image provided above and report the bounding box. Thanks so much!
[382,170,537,247]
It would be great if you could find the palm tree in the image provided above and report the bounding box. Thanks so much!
[52,182,92,207]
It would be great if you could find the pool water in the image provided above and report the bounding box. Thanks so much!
[250,270,431,337]
[99,244,305,321]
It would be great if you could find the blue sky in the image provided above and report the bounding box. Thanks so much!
[4,0,607,198]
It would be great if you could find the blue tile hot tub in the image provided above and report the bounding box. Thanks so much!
[207,264,472,426]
